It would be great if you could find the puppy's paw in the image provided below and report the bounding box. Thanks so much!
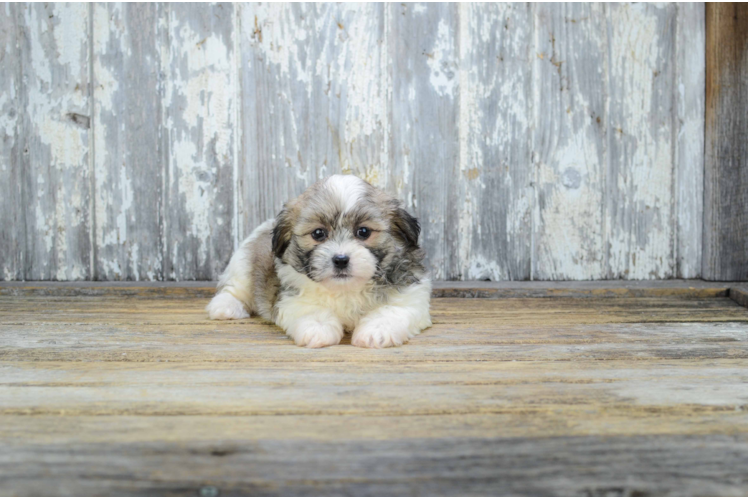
[288,317,344,349]
[352,315,413,349]
[206,292,250,320]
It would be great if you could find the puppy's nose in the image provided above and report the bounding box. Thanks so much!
[332,255,350,270]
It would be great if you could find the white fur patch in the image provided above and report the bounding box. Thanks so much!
[351,281,433,348]
[325,174,367,213]
[275,265,432,348]
[285,309,344,348]
[351,306,416,348]
[212,218,275,311]
[206,292,250,320]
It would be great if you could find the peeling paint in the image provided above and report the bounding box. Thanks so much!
[2,3,706,282]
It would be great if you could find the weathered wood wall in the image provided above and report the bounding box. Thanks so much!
[0,3,706,281]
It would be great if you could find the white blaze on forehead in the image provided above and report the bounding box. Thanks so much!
[325,175,367,213]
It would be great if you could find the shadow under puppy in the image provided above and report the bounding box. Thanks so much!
[206,175,432,348]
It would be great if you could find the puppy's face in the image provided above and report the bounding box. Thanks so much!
[272,175,420,291]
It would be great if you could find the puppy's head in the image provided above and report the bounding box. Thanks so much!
[272,175,421,290]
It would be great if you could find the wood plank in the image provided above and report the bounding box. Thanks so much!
[674,3,705,278]
[1,434,746,496]
[239,4,389,240]
[390,3,458,280]
[4,406,748,446]
[532,3,606,280]
[2,296,748,326]
[0,279,743,298]
[2,296,747,365]
[605,4,677,279]
[18,3,92,280]
[0,3,23,281]
[731,286,748,309]
[91,3,163,281]
[2,357,748,416]
[453,3,533,280]
[703,3,748,281]
[162,3,237,280]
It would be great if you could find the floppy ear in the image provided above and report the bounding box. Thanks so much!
[390,206,421,249]
[272,208,293,258]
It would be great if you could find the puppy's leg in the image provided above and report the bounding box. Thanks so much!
[352,281,432,348]
[280,307,344,348]
[206,244,251,320]
[206,219,274,320]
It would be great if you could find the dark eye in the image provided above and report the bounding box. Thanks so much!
[311,228,327,242]
[356,227,371,240]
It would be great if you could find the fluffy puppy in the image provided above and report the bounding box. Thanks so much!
[206,175,432,348]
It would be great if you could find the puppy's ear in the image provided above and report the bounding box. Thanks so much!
[390,205,421,249]
[272,208,293,258]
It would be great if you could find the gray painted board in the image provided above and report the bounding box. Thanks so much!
[605,3,677,280]
[0,3,708,281]
[92,3,163,280]
[163,3,237,280]
[391,3,459,280]
[0,4,23,281]
[533,3,607,280]
[674,3,705,279]
[453,3,533,281]
[18,3,92,280]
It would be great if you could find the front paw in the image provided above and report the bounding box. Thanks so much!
[287,318,344,349]
[206,292,250,320]
[352,317,412,349]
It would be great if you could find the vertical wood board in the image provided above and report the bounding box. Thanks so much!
[390,3,459,280]
[605,3,677,279]
[163,3,237,280]
[92,3,163,281]
[674,3,705,279]
[18,3,92,280]
[453,3,534,281]
[0,4,24,280]
[703,3,748,281]
[532,3,607,280]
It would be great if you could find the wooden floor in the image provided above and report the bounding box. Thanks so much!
[1,281,748,496]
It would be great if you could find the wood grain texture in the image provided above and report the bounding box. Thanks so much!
[0,4,23,281]
[454,3,533,280]
[0,287,747,495]
[1,435,747,496]
[92,3,163,281]
[163,3,237,280]
[533,3,606,280]
[18,3,92,280]
[703,3,748,281]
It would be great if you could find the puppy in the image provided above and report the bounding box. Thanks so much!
[206,175,432,348]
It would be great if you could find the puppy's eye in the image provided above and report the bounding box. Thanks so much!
[356,227,371,240]
[311,228,327,242]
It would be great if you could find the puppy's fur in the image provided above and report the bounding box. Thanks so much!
[206,175,432,348]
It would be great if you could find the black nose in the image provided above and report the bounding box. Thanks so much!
[332,255,350,270]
